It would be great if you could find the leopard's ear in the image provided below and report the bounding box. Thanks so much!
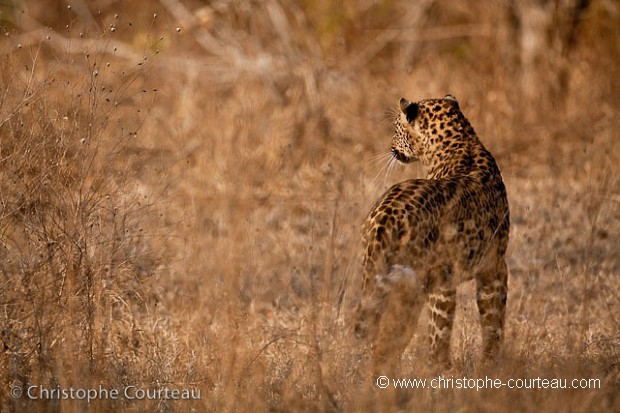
[444,94,459,109]
[400,98,418,122]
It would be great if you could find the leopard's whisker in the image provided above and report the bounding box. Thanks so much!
[381,107,400,122]
[368,148,393,164]
[374,153,393,189]
[384,153,398,183]
[369,149,394,187]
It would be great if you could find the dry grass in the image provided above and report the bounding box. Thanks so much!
[0,0,619,412]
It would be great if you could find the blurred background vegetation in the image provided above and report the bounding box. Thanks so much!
[0,0,618,412]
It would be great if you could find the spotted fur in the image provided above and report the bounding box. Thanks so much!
[355,95,510,372]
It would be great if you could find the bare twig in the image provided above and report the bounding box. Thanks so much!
[8,28,143,61]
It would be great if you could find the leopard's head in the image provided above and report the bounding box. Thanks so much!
[391,95,463,165]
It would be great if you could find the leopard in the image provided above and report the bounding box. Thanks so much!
[354,95,510,374]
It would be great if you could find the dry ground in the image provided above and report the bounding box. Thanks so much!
[0,1,619,412]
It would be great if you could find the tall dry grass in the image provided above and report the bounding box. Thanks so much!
[1,0,619,412]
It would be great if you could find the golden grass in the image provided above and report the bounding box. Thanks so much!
[0,1,619,412]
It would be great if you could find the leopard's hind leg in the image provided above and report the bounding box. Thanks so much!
[475,258,508,358]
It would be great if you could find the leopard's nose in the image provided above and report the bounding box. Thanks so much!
[391,149,410,163]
